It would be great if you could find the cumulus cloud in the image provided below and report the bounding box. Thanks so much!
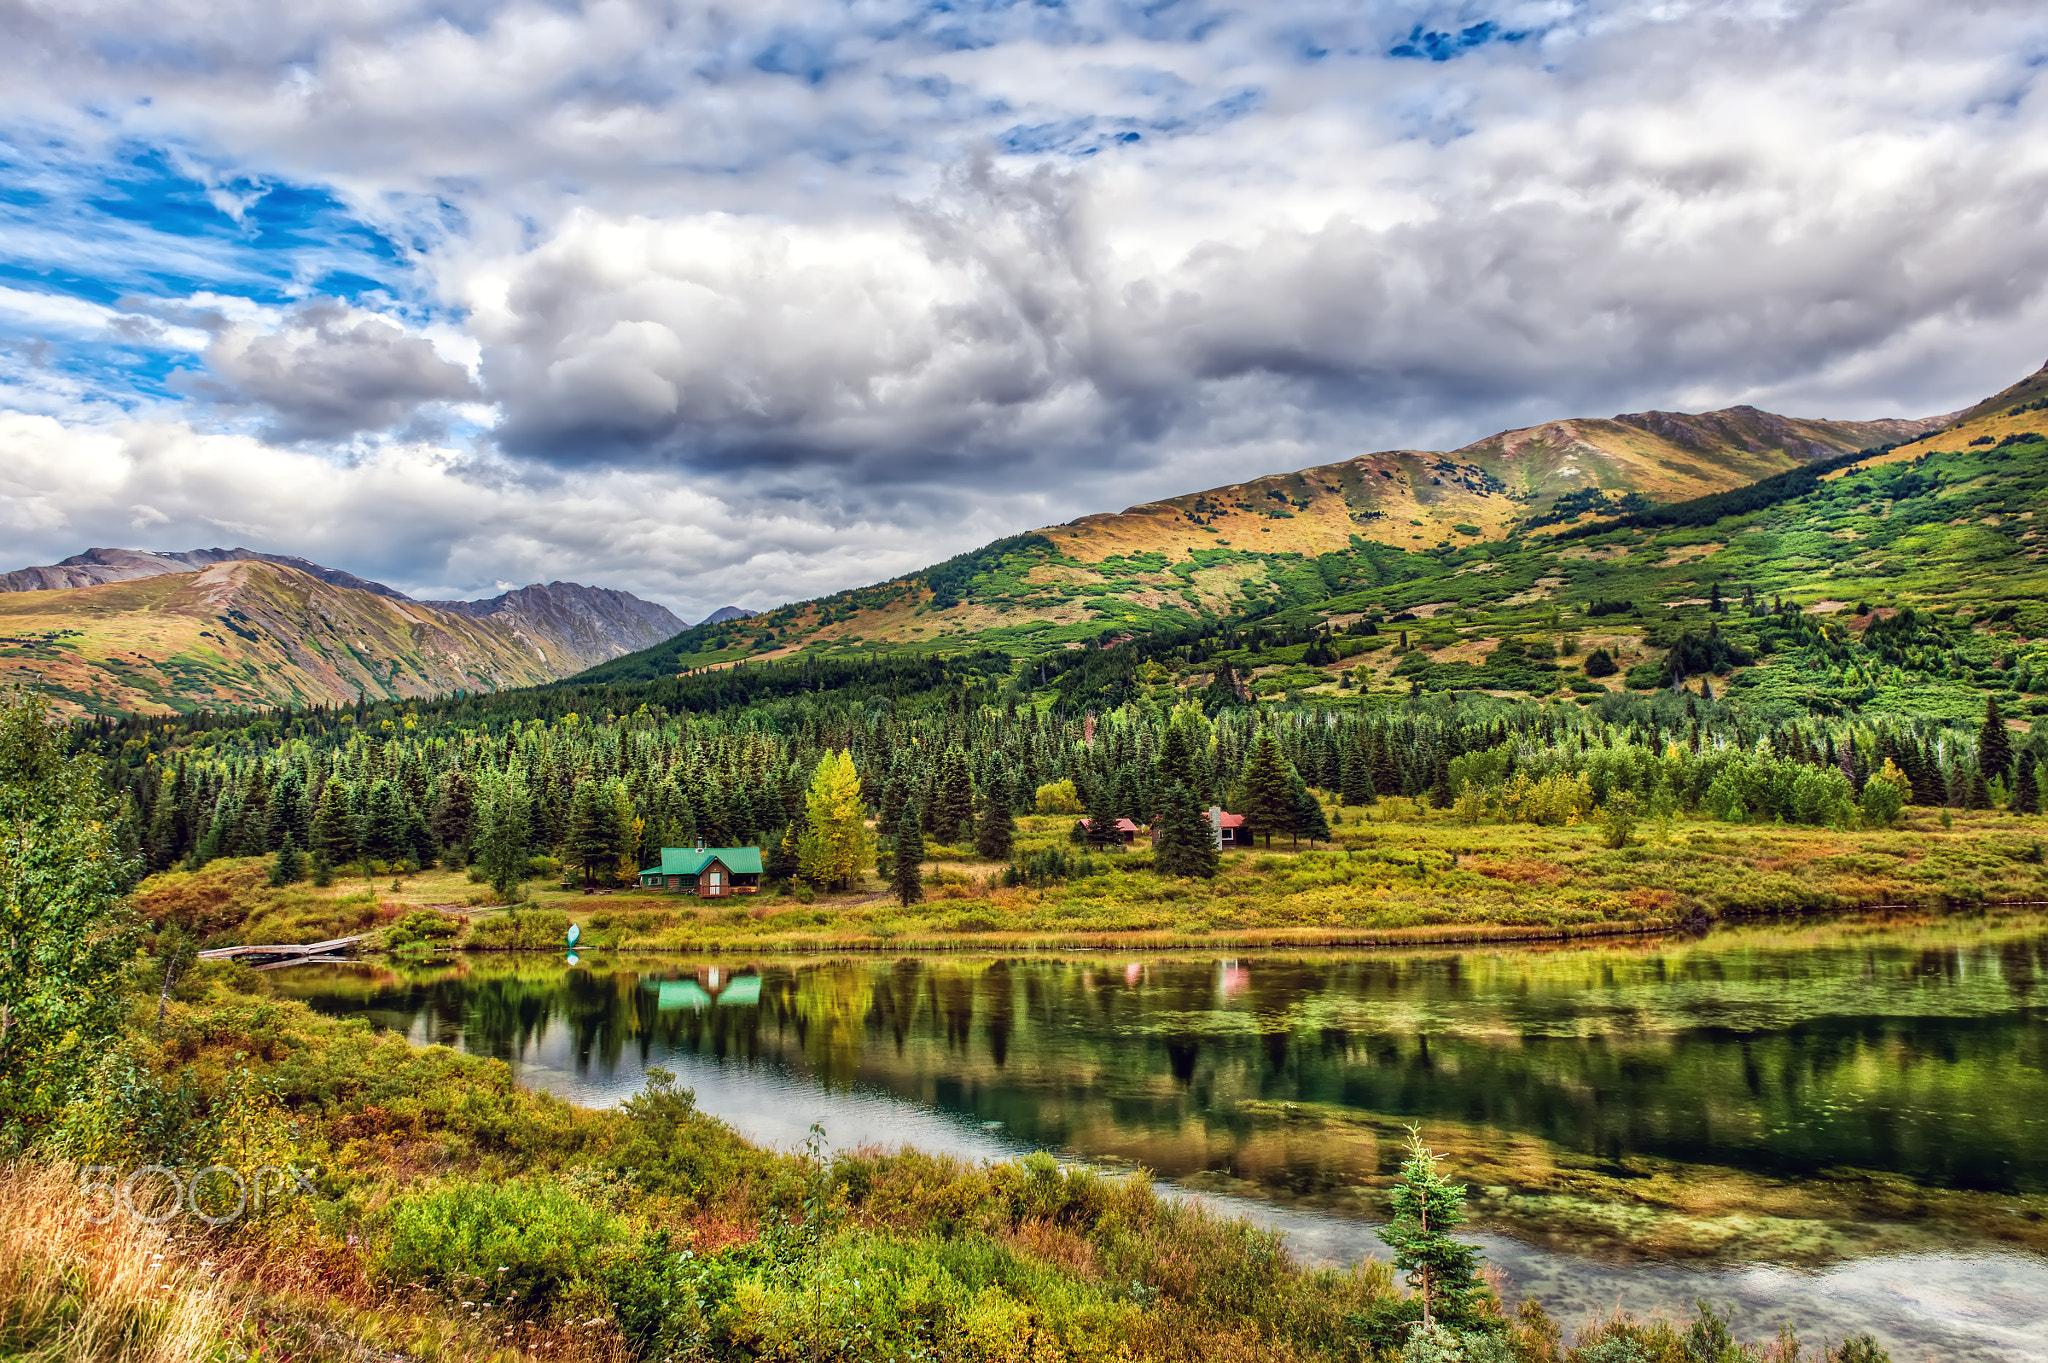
[6,0,2048,608]
[182,302,479,440]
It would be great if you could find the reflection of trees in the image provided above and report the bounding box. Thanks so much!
[280,933,2048,1195]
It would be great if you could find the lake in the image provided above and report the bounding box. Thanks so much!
[274,911,2048,1360]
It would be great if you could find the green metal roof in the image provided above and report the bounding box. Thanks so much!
[639,846,765,878]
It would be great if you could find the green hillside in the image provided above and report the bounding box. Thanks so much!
[552,366,2043,733]
[572,397,1957,681]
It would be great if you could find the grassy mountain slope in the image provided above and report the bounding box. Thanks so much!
[578,401,1953,679]
[0,561,584,715]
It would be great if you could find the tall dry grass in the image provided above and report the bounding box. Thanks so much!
[0,1162,222,1362]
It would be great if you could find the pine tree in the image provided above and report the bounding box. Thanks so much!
[1340,744,1374,806]
[974,781,1016,861]
[268,834,304,887]
[930,746,975,845]
[1154,782,1219,879]
[1376,1128,1483,1328]
[1966,763,1993,811]
[567,780,612,886]
[1290,768,1330,847]
[362,778,407,867]
[891,807,925,906]
[1979,696,2015,783]
[473,766,533,902]
[1240,726,1295,848]
[2015,758,2042,816]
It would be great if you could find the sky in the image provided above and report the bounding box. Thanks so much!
[3,0,2048,618]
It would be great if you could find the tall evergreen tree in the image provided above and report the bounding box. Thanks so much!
[268,834,304,887]
[974,781,1016,862]
[1339,744,1374,807]
[929,746,976,845]
[1289,768,1330,847]
[1240,726,1295,848]
[2013,759,2041,816]
[473,766,533,902]
[1153,782,1219,879]
[891,806,925,907]
[1980,696,2015,783]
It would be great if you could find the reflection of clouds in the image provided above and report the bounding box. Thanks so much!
[1193,1195,2048,1363]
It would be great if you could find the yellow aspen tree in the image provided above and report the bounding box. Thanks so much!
[797,750,873,892]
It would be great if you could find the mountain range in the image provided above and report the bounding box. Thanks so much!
[578,396,1964,679]
[4,370,2018,717]
[0,550,686,715]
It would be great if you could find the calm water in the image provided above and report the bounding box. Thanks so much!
[277,915,2048,1360]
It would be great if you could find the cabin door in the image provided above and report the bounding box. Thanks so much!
[706,870,724,897]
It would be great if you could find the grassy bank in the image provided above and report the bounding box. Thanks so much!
[145,805,2048,957]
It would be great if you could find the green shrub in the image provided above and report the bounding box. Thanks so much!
[381,1177,624,1316]
[465,910,571,950]
[383,909,464,950]
[607,1068,761,1203]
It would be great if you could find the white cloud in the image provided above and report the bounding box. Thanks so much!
[183,301,480,439]
[4,0,2048,609]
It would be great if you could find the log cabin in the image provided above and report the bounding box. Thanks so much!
[637,842,764,896]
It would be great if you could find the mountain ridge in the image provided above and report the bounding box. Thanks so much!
[1,559,687,716]
[573,396,1958,680]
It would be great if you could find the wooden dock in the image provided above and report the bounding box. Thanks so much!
[196,935,365,965]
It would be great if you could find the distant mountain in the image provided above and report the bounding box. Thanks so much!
[424,582,686,666]
[0,546,409,598]
[700,605,759,625]
[0,552,689,715]
[572,397,1958,679]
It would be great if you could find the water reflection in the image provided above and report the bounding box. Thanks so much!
[283,921,2048,1197]
[278,918,2048,1360]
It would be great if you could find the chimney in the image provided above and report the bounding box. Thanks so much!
[695,835,705,851]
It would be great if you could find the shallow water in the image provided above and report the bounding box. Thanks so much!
[277,913,2048,1359]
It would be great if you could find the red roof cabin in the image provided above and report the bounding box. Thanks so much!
[1074,816,1144,846]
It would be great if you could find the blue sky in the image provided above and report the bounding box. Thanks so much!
[3,0,2048,613]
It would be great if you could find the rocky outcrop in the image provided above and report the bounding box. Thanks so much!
[0,546,409,598]
[423,583,686,670]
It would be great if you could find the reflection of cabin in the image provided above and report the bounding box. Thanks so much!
[1152,807,1245,850]
[1075,817,1144,846]
[637,842,763,896]
[647,968,762,1011]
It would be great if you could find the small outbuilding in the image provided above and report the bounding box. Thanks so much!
[1153,807,1245,850]
[1075,816,1145,846]
[638,842,764,896]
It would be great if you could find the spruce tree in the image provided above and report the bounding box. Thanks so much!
[268,834,304,887]
[930,746,975,845]
[1290,768,1330,847]
[2015,759,2042,817]
[974,781,1016,861]
[1966,763,1993,811]
[1376,1128,1483,1328]
[567,780,615,886]
[1240,726,1295,848]
[1979,696,2015,783]
[891,807,925,906]
[1339,744,1374,806]
[1154,782,1219,879]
